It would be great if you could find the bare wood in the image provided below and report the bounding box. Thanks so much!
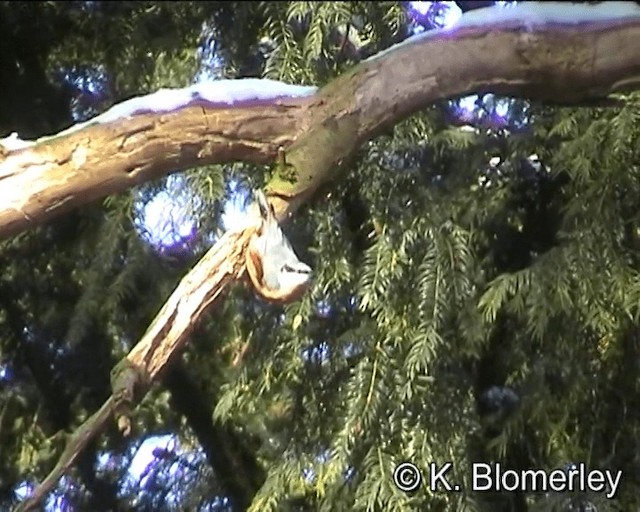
[16,225,257,512]
[1,21,640,239]
[125,226,255,376]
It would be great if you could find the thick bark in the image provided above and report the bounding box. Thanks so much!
[1,20,639,239]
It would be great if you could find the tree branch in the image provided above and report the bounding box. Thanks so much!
[16,226,255,512]
[1,16,639,238]
[12,6,640,510]
[16,399,115,512]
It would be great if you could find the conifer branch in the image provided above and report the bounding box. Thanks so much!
[10,6,640,510]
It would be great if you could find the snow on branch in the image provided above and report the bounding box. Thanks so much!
[13,3,640,509]
[96,79,317,121]
[55,79,318,141]
[372,1,640,61]
[1,2,640,241]
[0,132,34,152]
[1,79,317,157]
[451,0,640,30]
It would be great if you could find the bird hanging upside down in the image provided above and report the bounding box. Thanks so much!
[245,190,312,304]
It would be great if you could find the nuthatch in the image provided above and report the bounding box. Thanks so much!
[245,190,312,304]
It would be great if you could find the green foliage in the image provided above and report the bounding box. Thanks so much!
[2,3,640,512]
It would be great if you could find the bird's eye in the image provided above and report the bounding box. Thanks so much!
[282,264,309,274]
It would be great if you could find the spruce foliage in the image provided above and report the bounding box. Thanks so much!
[1,2,639,511]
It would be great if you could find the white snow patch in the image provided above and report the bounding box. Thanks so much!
[455,1,640,29]
[0,132,34,151]
[96,79,318,124]
[8,79,318,144]
[370,2,640,62]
